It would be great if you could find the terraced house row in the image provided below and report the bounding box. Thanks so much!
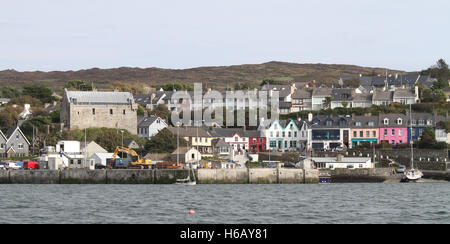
[153,112,448,154]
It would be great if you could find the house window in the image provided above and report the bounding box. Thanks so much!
[235,137,238,142]
[366,131,370,138]
[359,164,363,168]
[368,122,374,127]
[288,132,292,137]
[326,120,333,126]
[123,110,126,115]
[16,134,19,139]
[282,132,285,137]
[355,122,362,127]
[392,129,395,136]
[110,109,113,115]
[372,131,376,137]
[0,144,4,149]
[270,141,277,147]
[384,119,389,125]
[296,132,299,137]
[192,154,195,159]
[270,132,273,137]
[360,131,364,137]
[384,129,388,136]
[276,132,279,137]
[399,130,403,136]
[353,131,357,137]
[397,118,402,125]
[92,108,95,115]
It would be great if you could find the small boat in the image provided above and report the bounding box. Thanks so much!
[403,168,423,182]
[176,176,197,186]
[319,172,332,184]
[175,163,197,186]
[402,105,423,183]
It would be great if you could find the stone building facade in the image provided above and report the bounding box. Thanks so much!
[61,89,137,134]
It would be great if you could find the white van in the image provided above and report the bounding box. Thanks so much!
[7,162,22,170]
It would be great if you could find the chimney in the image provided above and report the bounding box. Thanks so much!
[337,154,343,162]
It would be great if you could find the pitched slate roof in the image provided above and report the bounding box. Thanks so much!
[138,115,159,128]
[292,89,312,99]
[372,91,393,101]
[212,138,231,148]
[310,115,350,128]
[393,89,415,98]
[331,89,354,101]
[312,88,333,97]
[378,114,408,127]
[65,90,134,105]
[353,93,373,102]
[350,116,379,128]
[167,126,212,137]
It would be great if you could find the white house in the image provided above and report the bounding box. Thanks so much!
[138,115,168,139]
[171,147,202,165]
[260,119,307,152]
[40,140,89,170]
[88,153,119,170]
[310,155,373,169]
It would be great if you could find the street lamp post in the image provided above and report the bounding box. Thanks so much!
[120,130,124,158]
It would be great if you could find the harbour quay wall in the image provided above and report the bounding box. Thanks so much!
[422,170,450,181]
[0,169,191,184]
[197,168,320,184]
[327,168,398,183]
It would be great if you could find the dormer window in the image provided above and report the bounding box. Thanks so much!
[411,120,417,125]
[368,122,375,127]
[426,120,432,125]
[355,122,362,127]
[397,118,402,125]
[383,118,389,125]
[326,120,333,126]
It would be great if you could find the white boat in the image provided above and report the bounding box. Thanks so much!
[175,163,197,186]
[404,168,423,182]
[403,105,423,182]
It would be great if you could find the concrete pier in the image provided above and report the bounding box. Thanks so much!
[0,168,320,184]
[197,168,319,184]
[1,168,445,184]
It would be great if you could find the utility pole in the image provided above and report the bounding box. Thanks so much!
[32,126,35,156]
[84,128,87,168]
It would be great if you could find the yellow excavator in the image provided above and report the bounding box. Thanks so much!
[108,146,152,169]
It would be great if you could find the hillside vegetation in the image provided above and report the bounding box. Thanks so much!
[0,61,403,93]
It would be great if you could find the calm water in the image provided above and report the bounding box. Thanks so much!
[0,183,449,224]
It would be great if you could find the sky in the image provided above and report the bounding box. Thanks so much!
[0,0,449,72]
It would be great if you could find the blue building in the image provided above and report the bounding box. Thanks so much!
[407,113,445,142]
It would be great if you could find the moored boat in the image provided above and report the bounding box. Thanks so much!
[319,172,332,184]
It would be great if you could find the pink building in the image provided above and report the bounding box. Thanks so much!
[378,114,408,145]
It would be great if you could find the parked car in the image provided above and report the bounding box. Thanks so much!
[396,165,406,173]
[283,162,297,168]
[336,146,345,152]
[0,164,6,170]
[267,163,276,168]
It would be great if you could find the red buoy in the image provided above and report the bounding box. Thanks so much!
[189,210,195,215]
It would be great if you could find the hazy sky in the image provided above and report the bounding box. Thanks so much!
[1,0,449,72]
